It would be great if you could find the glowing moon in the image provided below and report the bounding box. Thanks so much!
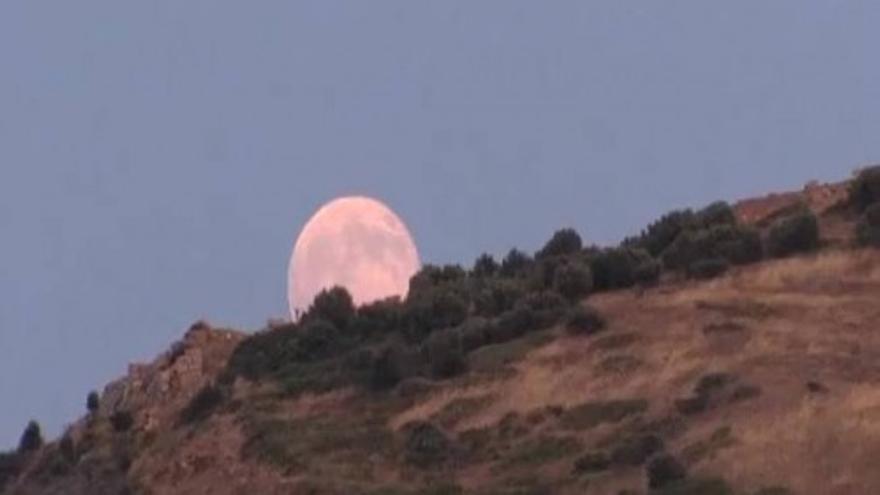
[288,196,421,319]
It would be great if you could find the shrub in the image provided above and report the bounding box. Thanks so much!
[565,306,606,336]
[110,411,134,432]
[403,421,452,468]
[610,434,664,466]
[850,165,880,211]
[663,225,762,270]
[180,384,225,424]
[295,319,349,361]
[766,210,820,258]
[303,286,355,329]
[560,399,649,431]
[537,228,583,259]
[18,421,43,454]
[856,203,880,247]
[409,265,468,300]
[87,391,100,414]
[426,330,467,379]
[352,296,404,337]
[572,451,611,474]
[553,261,594,301]
[59,434,76,463]
[697,201,737,229]
[472,253,499,278]
[458,317,493,353]
[473,279,525,317]
[0,452,22,491]
[687,258,730,280]
[647,454,687,489]
[500,249,533,277]
[370,344,410,391]
[626,209,697,256]
[404,287,469,341]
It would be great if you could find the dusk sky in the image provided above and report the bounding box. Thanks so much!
[2,1,878,448]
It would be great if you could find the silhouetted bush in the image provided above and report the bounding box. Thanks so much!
[403,421,453,468]
[409,265,468,300]
[537,228,583,259]
[572,452,611,474]
[352,296,404,337]
[647,454,687,489]
[626,209,697,256]
[500,248,533,277]
[180,384,225,424]
[663,225,762,270]
[18,421,43,454]
[303,286,355,330]
[850,165,880,211]
[591,247,658,290]
[515,290,568,329]
[0,451,23,491]
[404,287,469,341]
[473,279,525,317]
[766,210,820,258]
[458,317,493,353]
[295,319,349,361]
[610,434,664,466]
[472,253,499,278]
[687,258,730,280]
[370,344,411,391]
[565,306,606,336]
[426,330,467,379]
[87,391,100,414]
[553,261,593,301]
[856,203,880,247]
[697,201,737,229]
[110,411,134,433]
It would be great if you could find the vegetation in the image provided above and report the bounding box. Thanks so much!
[18,421,43,454]
[179,384,225,424]
[766,209,820,258]
[647,454,687,489]
[565,305,606,336]
[87,391,100,414]
[110,411,134,432]
[850,165,880,211]
[856,203,880,247]
[686,258,730,280]
[559,399,648,431]
[552,260,593,301]
[536,228,582,259]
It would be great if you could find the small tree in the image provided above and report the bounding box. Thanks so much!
[304,286,355,329]
[697,201,737,228]
[553,261,594,301]
[18,421,43,454]
[856,203,880,247]
[472,253,499,278]
[766,210,820,258]
[850,165,880,212]
[499,248,532,277]
[86,391,100,415]
[537,228,583,259]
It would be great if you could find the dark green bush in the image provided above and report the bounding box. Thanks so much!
[403,421,453,468]
[609,434,664,466]
[180,384,225,424]
[472,253,499,278]
[18,421,43,453]
[663,225,762,270]
[409,265,468,300]
[0,451,22,491]
[697,201,737,229]
[537,228,583,259]
[591,247,658,290]
[426,330,467,379]
[87,391,100,414]
[303,286,355,329]
[766,210,820,258]
[295,319,350,361]
[552,261,593,301]
[458,317,493,353]
[647,454,687,489]
[850,165,880,211]
[500,248,533,277]
[572,451,611,474]
[110,411,134,433]
[352,296,404,337]
[404,287,469,341]
[473,279,525,317]
[565,306,606,336]
[856,203,880,247]
[687,258,730,280]
[626,209,697,256]
[370,344,411,391]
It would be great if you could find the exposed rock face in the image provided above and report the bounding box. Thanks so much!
[99,323,245,435]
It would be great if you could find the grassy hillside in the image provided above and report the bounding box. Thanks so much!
[3,169,880,495]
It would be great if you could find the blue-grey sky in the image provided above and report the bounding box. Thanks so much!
[1,1,878,448]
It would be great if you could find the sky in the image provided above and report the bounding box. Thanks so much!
[1,1,879,448]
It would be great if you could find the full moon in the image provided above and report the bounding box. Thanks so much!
[288,196,421,319]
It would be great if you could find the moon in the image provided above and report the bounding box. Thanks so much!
[288,196,421,320]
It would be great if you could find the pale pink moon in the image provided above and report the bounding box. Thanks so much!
[288,196,421,319]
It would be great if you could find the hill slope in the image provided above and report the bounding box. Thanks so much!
[3,173,880,495]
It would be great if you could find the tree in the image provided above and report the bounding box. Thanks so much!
[850,165,880,212]
[766,210,820,258]
[856,203,880,248]
[553,261,594,301]
[87,391,100,414]
[499,249,532,277]
[304,286,355,329]
[17,421,43,454]
[472,253,499,278]
[537,228,583,259]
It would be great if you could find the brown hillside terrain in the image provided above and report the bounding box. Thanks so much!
[5,175,880,495]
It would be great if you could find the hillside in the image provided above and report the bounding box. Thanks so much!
[3,170,880,495]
